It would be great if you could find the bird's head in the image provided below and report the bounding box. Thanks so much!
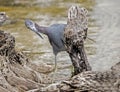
[25,19,43,39]
[0,12,8,26]
[25,19,38,32]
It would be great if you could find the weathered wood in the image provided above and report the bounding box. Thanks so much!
[0,12,8,26]
[61,62,120,92]
[42,62,120,92]
[0,31,53,91]
[64,5,91,75]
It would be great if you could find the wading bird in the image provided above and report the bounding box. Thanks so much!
[25,19,66,71]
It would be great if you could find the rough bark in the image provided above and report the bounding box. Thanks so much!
[0,30,53,92]
[64,5,91,75]
[43,62,120,92]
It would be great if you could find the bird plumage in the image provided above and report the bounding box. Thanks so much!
[25,20,66,55]
[46,24,66,55]
[25,19,66,71]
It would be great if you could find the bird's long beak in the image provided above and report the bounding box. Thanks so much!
[25,19,43,39]
[35,31,43,39]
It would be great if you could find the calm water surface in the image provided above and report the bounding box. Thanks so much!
[0,0,120,81]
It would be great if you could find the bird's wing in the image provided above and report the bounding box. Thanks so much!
[48,37,60,49]
[47,24,66,49]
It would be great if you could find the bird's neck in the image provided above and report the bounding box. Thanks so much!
[35,23,48,35]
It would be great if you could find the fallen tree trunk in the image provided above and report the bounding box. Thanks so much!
[43,62,120,92]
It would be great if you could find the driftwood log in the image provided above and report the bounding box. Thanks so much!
[0,30,54,92]
[43,62,120,92]
[0,31,40,92]
[64,5,91,75]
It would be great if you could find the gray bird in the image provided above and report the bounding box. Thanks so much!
[25,19,66,71]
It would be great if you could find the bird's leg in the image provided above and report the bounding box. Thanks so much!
[51,55,57,83]
[54,55,57,72]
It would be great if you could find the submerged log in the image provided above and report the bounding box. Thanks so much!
[64,5,91,75]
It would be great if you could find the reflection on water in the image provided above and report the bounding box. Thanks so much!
[0,0,119,81]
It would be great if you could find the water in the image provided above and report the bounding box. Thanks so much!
[90,0,120,71]
[0,0,120,81]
